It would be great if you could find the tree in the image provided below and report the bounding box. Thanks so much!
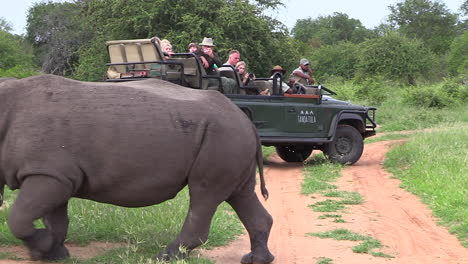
[388,0,458,54]
[448,31,468,76]
[309,42,359,81]
[356,32,435,85]
[0,17,13,32]
[291,12,376,46]
[73,0,293,81]
[0,30,39,78]
[26,1,91,76]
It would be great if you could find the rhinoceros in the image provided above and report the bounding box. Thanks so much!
[0,74,274,263]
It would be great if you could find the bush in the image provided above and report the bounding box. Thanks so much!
[448,31,468,76]
[403,81,467,108]
[356,32,435,85]
[351,76,397,106]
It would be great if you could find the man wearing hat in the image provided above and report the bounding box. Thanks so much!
[269,65,297,95]
[196,37,223,75]
[291,58,315,86]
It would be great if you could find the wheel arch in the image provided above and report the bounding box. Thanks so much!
[329,112,366,138]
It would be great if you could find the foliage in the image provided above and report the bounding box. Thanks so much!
[0,17,13,32]
[26,1,91,76]
[309,41,359,81]
[292,12,376,46]
[0,30,40,78]
[385,125,468,247]
[402,80,468,108]
[356,32,435,85]
[71,0,292,81]
[448,31,468,76]
[388,0,459,54]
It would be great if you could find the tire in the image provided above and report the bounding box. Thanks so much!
[275,146,313,162]
[323,125,363,165]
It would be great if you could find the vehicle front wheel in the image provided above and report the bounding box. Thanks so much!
[275,146,313,162]
[322,125,363,165]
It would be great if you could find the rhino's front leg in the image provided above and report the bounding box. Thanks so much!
[8,175,72,261]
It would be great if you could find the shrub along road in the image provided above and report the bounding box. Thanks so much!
[201,140,468,264]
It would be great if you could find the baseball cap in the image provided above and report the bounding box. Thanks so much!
[300,58,310,65]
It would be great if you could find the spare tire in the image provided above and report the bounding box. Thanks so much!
[275,146,313,162]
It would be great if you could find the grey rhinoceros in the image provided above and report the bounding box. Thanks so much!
[0,74,274,263]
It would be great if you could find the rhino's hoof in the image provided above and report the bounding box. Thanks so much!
[241,251,274,264]
[44,245,70,261]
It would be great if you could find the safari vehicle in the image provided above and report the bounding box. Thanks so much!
[104,38,377,164]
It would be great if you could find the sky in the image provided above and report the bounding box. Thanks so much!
[0,0,465,35]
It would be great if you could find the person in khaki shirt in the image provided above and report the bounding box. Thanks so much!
[291,58,315,86]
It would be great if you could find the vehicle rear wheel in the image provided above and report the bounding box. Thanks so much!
[275,146,313,162]
[323,125,363,165]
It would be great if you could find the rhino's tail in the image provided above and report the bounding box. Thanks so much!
[256,132,269,200]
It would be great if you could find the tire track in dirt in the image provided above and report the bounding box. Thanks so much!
[201,140,468,264]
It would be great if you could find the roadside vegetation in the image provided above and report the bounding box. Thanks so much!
[385,124,468,247]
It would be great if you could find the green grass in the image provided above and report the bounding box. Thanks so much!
[0,187,243,263]
[309,199,346,212]
[302,154,342,195]
[262,146,276,161]
[308,228,393,258]
[302,155,364,213]
[384,124,468,247]
[316,256,334,264]
[365,133,411,144]
[376,101,468,132]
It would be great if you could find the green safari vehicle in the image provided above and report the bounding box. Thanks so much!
[104,38,377,164]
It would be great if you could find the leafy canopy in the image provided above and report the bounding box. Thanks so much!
[356,32,435,85]
[292,12,376,46]
[388,0,459,54]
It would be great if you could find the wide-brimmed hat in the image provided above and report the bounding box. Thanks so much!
[199,37,215,47]
[300,58,310,65]
[270,65,286,75]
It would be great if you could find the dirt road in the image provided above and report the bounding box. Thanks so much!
[201,140,468,264]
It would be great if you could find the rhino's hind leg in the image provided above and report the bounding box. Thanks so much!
[8,175,72,261]
[155,192,220,261]
[227,192,274,264]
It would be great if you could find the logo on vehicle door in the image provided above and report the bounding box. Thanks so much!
[298,110,316,124]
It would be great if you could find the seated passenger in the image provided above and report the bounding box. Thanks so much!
[290,58,315,86]
[187,42,199,53]
[269,65,297,94]
[236,61,256,85]
[219,50,241,72]
[160,39,175,59]
[195,37,236,94]
[195,37,223,75]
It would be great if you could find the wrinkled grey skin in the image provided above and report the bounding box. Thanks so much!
[0,75,274,263]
